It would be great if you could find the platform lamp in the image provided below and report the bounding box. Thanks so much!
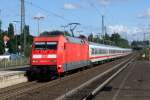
[33,15,44,36]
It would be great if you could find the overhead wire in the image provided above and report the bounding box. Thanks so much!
[24,0,70,22]
[86,0,101,15]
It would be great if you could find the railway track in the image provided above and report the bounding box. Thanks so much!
[0,54,135,100]
[83,57,136,100]
[56,54,137,100]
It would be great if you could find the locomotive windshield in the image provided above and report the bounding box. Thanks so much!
[34,42,57,50]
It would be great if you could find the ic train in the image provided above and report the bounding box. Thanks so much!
[29,35,131,78]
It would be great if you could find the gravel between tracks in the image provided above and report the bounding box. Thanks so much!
[0,55,133,100]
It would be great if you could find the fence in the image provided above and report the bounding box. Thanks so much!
[0,57,29,70]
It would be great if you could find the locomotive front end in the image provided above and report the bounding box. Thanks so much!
[29,36,65,79]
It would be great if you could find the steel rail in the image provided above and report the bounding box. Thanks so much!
[83,57,136,100]
[56,55,135,100]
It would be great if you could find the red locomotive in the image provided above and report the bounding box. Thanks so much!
[28,33,131,80]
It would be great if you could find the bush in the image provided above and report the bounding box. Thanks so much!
[142,48,150,60]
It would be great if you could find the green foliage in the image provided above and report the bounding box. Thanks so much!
[102,33,113,45]
[0,31,7,54]
[0,20,2,34]
[87,33,130,48]
[78,34,87,40]
[110,33,129,48]
[0,24,33,56]
[93,35,101,43]
[40,30,71,36]
[0,40,4,54]
[142,48,150,60]
[23,25,30,36]
[20,25,30,45]
[24,44,32,57]
[7,23,17,53]
[8,23,14,38]
[88,34,94,42]
[131,40,149,50]
[7,38,17,53]
[19,25,33,56]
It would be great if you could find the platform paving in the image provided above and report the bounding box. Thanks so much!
[94,60,150,100]
[0,70,27,89]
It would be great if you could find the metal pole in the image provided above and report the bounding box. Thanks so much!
[37,19,40,35]
[21,0,26,55]
[21,0,25,33]
[102,15,105,44]
[0,9,2,34]
[34,16,44,36]
[14,24,17,52]
[13,21,20,54]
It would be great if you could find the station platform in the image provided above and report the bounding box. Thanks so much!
[0,71,28,89]
[0,65,29,71]
[94,60,150,100]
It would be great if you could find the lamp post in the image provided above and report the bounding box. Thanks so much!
[12,21,20,54]
[0,9,2,34]
[33,15,44,35]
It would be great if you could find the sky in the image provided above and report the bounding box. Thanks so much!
[0,0,150,42]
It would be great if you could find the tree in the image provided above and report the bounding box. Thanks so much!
[0,31,8,54]
[78,34,87,41]
[40,30,71,36]
[104,34,110,41]
[102,33,113,45]
[20,25,33,57]
[7,23,19,53]
[23,25,30,36]
[23,25,32,44]
[110,33,130,48]
[110,33,120,42]
[93,35,101,43]
[8,23,14,38]
[0,40,4,54]
[88,34,94,42]
[7,39,16,53]
[0,19,2,34]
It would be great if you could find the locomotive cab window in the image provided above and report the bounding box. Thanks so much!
[34,42,46,50]
[46,42,57,50]
[34,42,57,50]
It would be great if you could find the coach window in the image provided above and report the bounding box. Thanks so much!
[102,49,104,54]
[92,48,94,54]
[112,50,114,53]
[104,49,106,54]
[98,49,100,54]
[95,49,97,54]
[102,49,105,54]
[99,49,102,54]
[110,50,112,54]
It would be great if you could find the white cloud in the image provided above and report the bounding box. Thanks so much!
[108,25,129,34]
[137,8,150,19]
[96,0,130,6]
[97,0,110,6]
[107,25,150,35]
[64,3,80,10]
[107,25,150,41]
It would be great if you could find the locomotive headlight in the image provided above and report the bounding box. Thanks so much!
[32,60,38,63]
[33,54,42,58]
[58,65,62,69]
[51,59,56,63]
